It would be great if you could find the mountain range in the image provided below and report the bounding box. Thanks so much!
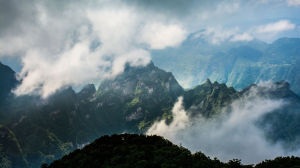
[151,37,300,95]
[1,60,300,168]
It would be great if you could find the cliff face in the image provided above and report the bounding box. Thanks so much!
[0,62,18,103]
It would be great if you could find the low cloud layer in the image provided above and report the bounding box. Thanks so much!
[147,84,300,164]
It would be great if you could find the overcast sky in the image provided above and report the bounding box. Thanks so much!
[0,0,300,97]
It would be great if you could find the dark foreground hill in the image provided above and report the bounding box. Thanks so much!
[44,134,300,168]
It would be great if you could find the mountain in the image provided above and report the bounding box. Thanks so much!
[0,62,184,168]
[0,125,28,168]
[151,37,300,95]
[245,81,300,148]
[44,134,300,168]
[182,79,300,148]
[1,62,300,167]
[183,79,238,117]
[94,62,183,132]
[0,62,18,103]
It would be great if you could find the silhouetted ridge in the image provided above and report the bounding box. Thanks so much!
[44,134,300,168]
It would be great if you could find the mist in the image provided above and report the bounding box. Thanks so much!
[147,83,300,164]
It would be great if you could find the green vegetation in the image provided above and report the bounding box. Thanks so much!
[44,134,300,168]
[255,156,300,168]
[128,97,140,107]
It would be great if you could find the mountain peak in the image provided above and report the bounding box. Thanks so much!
[77,84,96,100]
[241,80,299,101]
[274,80,290,89]
[98,62,183,97]
[204,78,212,85]
[0,62,18,102]
[124,61,155,72]
[95,62,183,131]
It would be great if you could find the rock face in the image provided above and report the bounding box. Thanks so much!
[152,37,300,95]
[94,62,184,132]
[0,62,18,103]
[0,125,28,168]
[183,79,238,117]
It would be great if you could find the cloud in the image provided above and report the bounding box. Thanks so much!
[147,83,300,164]
[139,23,187,49]
[196,27,238,44]
[147,97,189,137]
[0,1,187,98]
[193,19,296,44]
[256,20,296,34]
[123,0,198,16]
[195,27,253,44]
[230,33,254,42]
[287,0,300,6]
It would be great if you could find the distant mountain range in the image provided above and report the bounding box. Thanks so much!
[151,37,300,95]
[1,61,300,168]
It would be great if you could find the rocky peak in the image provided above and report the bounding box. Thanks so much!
[0,62,18,102]
[97,61,183,98]
[77,84,96,100]
[241,80,299,101]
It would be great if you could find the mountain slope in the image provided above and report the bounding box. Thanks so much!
[93,62,184,132]
[0,125,28,168]
[0,62,184,168]
[0,62,18,103]
[183,79,238,117]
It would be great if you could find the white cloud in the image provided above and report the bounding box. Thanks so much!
[256,20,296,34]
[230,33,254,42]
[197,27,254,44]
[139,22,187,49]
[287,0,300,6]
[193,19,296,44]
[198,27,239,44]
[147,97,189,136]
[216,1,240,15]
[147,83,300,164]
[0,2,187,98]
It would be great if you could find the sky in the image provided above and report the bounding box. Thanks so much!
[0,0,300,97]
